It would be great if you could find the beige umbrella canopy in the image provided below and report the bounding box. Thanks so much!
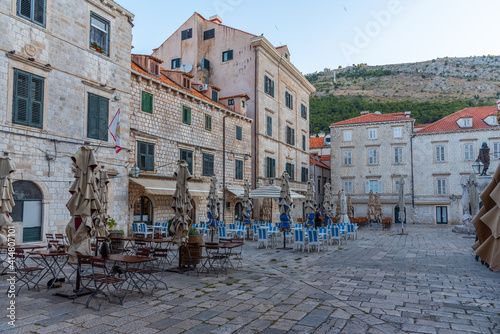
[95,168,110,238]
[322,183,334,224]
[242,180,253,225]
[468,173,479,216]
[367,190,375,221]
[66,146,101,261]
[260,198,272,222]
[472,164,500,271]
[169,161,193,247]
[278,171,292,233]
[335,190,341,220]
[374,193,382,222]
[339,190,350,224]
[304,179,316,227]
[347,195,354,219]
[0,155,16,246]
[398,176,406,233]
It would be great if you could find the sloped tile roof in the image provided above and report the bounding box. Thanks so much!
[417,106,498,133]
[310,158,330,169]
[319,155,330,161]
[309,137,325,148]
[331,113,412,126]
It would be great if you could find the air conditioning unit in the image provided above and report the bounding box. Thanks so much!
[198,84,208,91]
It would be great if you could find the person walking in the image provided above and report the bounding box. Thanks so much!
[314,207,322,229]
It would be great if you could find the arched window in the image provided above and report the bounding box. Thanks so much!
[234,202,243,222]
[133,196,153,225]
[12,181,43,242]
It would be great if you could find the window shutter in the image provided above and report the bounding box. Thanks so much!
[146,144,154,171]
[292,129,295,145]
[138,142,146,169]
[228,50,233,60]
[33,0,45,25]
[98,96,108,141]
[264,76,269,93]
[378,180,383,194]
[87,94,99,139]
[365,181,369,193]
[19,0,31,19]
[30,76,43,127]
[271,159,275,178]
[270,80,274,97]
[14,71,29,124]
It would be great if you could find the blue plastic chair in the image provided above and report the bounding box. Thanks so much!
[307,229,321,253]
[294,229,305,252]
[258,228,269,249]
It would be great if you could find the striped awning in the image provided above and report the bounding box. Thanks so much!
[130,178,213,197]
[226,188,245,198]
[250,185,305,199]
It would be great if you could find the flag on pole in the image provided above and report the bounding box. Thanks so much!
[108,109,122,153]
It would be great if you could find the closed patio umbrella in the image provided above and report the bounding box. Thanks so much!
[169,160,193,247]
[242,180,253,238]
[95,168,110,238]
[0,155,16,246]
[304,178,316,227]
[374,193,382,222]
[322,183,334,225]
[260,198,272,222]
[347,195,354,219]
[367,190,375,222]
[472,164,500,271]
[66,146,101,261]
[278,171,292,248]
[339,190,350,224]
[206,176,219,241]
[468,173,479,216]
[398,176,406,234]
[335,191,341,220]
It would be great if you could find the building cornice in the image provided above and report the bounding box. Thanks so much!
[250,36,316,94]
[85,0,134,19]
[414,126,500,137]
[330,119,414,129]
[6,52,53,72]
[131,69,252,123]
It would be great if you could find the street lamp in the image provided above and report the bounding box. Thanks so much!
[472,159,484,175]
[130,165,141,178]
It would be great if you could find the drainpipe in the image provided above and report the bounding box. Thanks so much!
[223,114,229,222]
[410,122,415,215]
[253,47,259,189]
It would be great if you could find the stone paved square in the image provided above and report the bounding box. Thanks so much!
[1,226,499,333]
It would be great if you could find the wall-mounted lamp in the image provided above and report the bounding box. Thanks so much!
[472,159,484,175]
[130,165,141,178]
[449,194,457,201]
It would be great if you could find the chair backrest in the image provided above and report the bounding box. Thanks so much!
[46,233,55,241]
[318,227,327,235]
[294,229,304,242]
[347,224,354,233]
[132,223,139,233]
[161,222,169,229]
[139,223,147,233]
[154,222,161,227]
[253,224,259,233]
[332,226,339,237]
[218,226,226,238]
[258,228,267,240]
[308,229,318,243]
[54,233,65,242]
[136,247,151,257]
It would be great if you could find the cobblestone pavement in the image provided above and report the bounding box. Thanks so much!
[1,225,499,334]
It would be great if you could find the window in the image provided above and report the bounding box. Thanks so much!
[286,126,295,146]
[301,167,309,182]
[235,160,243,180]
[264,76,275,97]
[182,106,191,125]
[394,147,403,164]
[266,116,272,137]
[369,129,377,139]
[204,114,212,131]
[393,127,402,138]
[302,135,306,151]
[266,157,276,178]
[149,62,159,76]
[394,179,401,193]
[365,180,383,193]
[301,104,307,119]
[181,28,192,40]
[344,180,353,194]
[437,178,447,195]
[464,143,474,161]
[317,177,321,194]
[343,130,352,142]
[463,118,472,127]
[435,145,446,162]
[222,50,233,62]
[343,150,352,166]
[436,206,448,224]
[13,69,44,128]
[285,91,293,109]
[180,149,193,174]
[203,28,215,40]
[202,153,214,176]
[228,99,234,106]
[137,141,155,171]
[90,13,109,55]
[141,91,153,113]
[236,126,242,140]
[368,148,378,165]
[17,0,46,26]
[493,142,500,159]
[286,163,295,181]
[87,93,108,140]
[182,77,190,89]
[211,90,218,102]
[171,58,181,69]
[201,58,210,70]
[242,100,246,108]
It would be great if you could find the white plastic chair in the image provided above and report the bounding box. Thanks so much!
[307,229,321,253]
[294,229,305,252]
[257,228,269,249]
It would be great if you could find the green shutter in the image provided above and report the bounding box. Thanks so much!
[142,91,153,113]
[30,76,43,127]
[14,70,29,124]
[87,94,99,139]
[182,106,191,125]
[99,96,108,140]
[33,0,45,25]
[146,143,155,171]
[228,50,233,60]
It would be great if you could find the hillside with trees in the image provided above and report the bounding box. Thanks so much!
[307,56,500,133]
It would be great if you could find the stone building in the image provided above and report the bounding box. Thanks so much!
[329,111,414,221]
[150,13,316,219]
[309,132,331,167]
[128,55,252,227]
[413,106,500,224]
[0,0,134,242]
[309,154,331,209]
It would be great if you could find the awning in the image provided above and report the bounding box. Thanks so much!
[250,185,305,199]
[226,188,245,198]
[130,178,212,197]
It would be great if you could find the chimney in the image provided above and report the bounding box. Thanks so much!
[404,111,411,118]
[360,111,369,115]
[209,15,222,24]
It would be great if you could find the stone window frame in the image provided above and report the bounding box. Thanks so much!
[17,0,46,27]
[343,130,352,142]
[393,146,404,164]
[368,128,377,140]
[342,149,352,166]
[367,147,378,165]
[435,144,446,163]
[436,178,448,195]
[393,127,402,138]
[344,179,354,194]
[463,143,475,161]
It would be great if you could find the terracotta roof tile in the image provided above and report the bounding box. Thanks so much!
[331,113,413,126]
[195,12,257,38]
[319,155,330,161]
[417,106,498,133]
[310,158,330,169]
[309,137,325,148]
[219,94,250,100]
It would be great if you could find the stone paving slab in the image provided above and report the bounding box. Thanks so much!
[1,225,499,333]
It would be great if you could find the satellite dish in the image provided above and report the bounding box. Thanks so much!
[180,62,193,73]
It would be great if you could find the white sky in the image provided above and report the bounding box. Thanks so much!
[118,0,500,74]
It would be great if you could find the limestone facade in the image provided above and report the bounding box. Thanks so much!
[0,0,134,241]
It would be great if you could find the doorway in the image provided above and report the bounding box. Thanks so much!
[133,196,153,225]
[234,202,243,222]
[394,205,406,224]
[436,206,448,224]
[11,181,43,242]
